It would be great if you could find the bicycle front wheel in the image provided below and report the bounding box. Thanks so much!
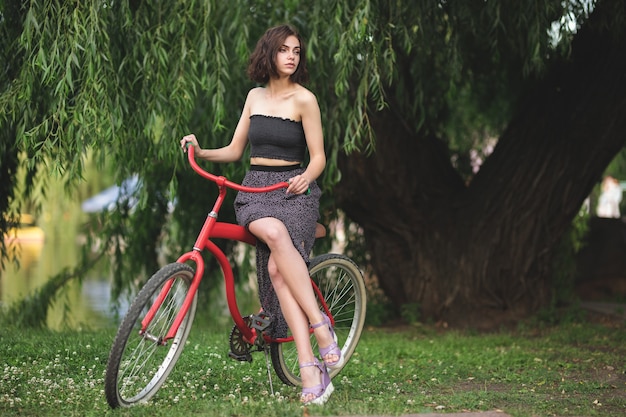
[104,262,197,408]
[271,253,367,386]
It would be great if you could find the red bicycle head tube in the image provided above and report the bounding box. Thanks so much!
[186,145,289,193]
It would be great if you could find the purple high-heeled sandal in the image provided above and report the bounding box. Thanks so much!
[300,359,334,405]
[311,312,344,369]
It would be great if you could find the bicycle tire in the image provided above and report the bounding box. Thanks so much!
[104,262,197,408]
[270,253,367,386]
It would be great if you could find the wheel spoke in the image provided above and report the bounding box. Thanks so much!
[105,263,197,408]
[270,254,366,386]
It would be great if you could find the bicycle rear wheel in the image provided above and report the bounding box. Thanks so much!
[104,262,197,408]
[270,253,366,386]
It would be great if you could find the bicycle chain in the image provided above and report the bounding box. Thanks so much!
[228,312,274,362]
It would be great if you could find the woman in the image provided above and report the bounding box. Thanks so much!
[180,24,340,405]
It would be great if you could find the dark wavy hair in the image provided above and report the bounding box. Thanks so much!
[247,24,309,84]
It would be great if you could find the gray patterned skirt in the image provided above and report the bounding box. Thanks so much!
[234,165,321,338]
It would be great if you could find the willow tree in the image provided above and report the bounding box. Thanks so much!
[2,0,625,326]
[333,0,626,326]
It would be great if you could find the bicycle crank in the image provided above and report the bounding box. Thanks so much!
[228,316,254,362]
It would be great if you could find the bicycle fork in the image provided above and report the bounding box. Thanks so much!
[140,255,204,343]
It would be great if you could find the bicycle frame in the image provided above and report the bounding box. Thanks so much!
[141,146,331,346]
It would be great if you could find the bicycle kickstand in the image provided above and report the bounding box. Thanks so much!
[263,347,275,396]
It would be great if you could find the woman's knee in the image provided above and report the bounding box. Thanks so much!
[264,227,285,246]
[255,222,290,248]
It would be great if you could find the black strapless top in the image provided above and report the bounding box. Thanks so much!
[248,115,306,162]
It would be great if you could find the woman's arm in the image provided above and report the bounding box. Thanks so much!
[287,89,326,194]
[301,90,326,182]
[180,91,253,162]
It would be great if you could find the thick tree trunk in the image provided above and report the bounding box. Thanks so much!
[335,2,626,327]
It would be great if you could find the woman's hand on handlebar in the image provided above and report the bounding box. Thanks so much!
[287,174,310,195]
[181,133,304,194]
[180,134,200,153]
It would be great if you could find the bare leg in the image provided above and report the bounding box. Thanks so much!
[248,218,338,399]
[266,259,320,402]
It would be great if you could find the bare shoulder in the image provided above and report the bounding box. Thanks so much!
[295,85,319,111]
[247,86,265,102]
[244,87,266,115]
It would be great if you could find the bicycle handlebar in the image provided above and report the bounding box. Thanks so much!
[186,144,289,193]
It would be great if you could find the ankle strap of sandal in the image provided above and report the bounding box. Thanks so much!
[299,359,320,369]
[310,313,330,329]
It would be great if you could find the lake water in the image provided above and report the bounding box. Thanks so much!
[0,230,121,330]
[1,170,265,331]
[0,215,261,331]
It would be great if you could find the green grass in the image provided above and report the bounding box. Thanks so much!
[0,318,624,417]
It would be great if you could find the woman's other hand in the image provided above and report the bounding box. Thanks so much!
[287,174,310,195]
[180,134,200,152]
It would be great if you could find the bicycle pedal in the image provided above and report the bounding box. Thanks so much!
[228,351,253,363]
[249,312,272,332]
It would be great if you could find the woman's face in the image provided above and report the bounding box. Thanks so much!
[274,35,301,77]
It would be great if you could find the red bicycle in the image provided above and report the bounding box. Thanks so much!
[104,146,367,408]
